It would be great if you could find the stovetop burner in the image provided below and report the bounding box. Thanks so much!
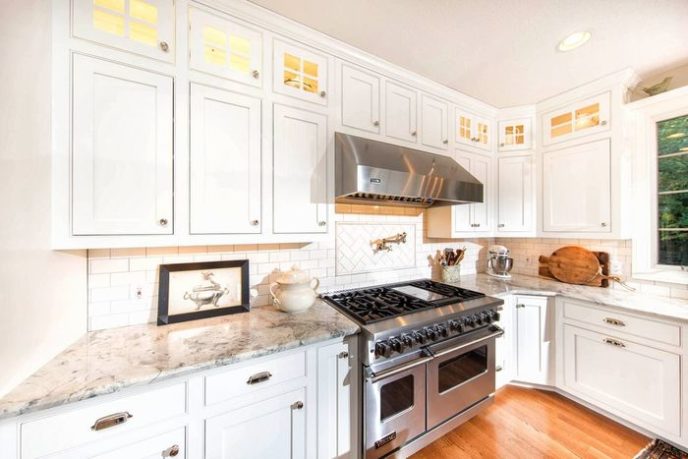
[321,279,485,324]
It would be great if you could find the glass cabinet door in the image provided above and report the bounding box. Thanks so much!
[543,92,610,146]
[455,109,491,151]
[273,40,329,105]
[498,118,532,151]
[188,7,263,87]
[73,0,175,61]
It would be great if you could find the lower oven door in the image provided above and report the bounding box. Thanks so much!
[426,325,503,429]
[364,354,430,459]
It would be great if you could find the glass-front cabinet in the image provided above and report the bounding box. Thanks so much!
[455,108,491,151]
[498,118,532,151]
[188,6,262,87]
[73,0,175,61]
[542,92,610,146]
[273,39,329,105]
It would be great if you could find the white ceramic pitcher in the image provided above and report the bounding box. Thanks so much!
[269,266,320,312]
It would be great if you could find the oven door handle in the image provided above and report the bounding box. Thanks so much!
[368,355,434,383]
[428,326,504,358]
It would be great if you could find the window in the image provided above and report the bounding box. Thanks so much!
[657,114,688,268]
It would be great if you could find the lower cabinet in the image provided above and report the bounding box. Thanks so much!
[562,324,681,437]
[205,388,307,459]
[513,295,553,385]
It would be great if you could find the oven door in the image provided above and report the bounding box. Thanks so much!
[364,354,430,459]
[426,325,503,429]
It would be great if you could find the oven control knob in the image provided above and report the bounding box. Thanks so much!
[463,316,475,327]
[477,312,489,325]
[389,338,404,353]
[375,341,392,358]
[426,328,438,341]
[435,324,448,338]
[449,320,464,333]
[490,310,501,322]
[413,331,427,345]
[400,334,415,349]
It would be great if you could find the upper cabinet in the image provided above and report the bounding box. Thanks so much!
[273,40,329,105]
[455,109,491,152]
[497,155,534,233]
[542,138,611,233]
[384,81,418,143]
[542,92,610,146]
[498,118,532,152]
[189,84,262,235]
[188,6,262,87]
[341,64,381,133]
[73,0,175,62]
[71,54,173,235]
[272,105,329,234]
[420,95,449,150]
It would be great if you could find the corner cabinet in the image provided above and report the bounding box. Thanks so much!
[272,105,329,234]
[542,139,611,233]
[71,54,174,236]
[498,118,532,152]
[513,295,553,385]
[497,155,534,233]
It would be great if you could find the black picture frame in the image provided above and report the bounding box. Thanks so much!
[157,260,250,325]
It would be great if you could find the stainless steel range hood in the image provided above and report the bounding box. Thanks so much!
[335,133,483,208]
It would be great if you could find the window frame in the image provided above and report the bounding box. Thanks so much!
[630,88,688,284]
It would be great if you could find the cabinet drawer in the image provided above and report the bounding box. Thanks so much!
[562,298,681,348]
[205,350,306,406]
[21,383,186,459]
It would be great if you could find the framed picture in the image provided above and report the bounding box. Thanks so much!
[157,260,250,325]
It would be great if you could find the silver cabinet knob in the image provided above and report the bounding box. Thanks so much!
[338,351,349,359]
[411,131,417,136]
[601,222,608,227]
[162,445,180,457]
[601,120,608,126]
[373,120,380,127]
[250,219,259,226]
[252,69,260,79]
[319,90,327,98]
[498,224,505,228]
[159,41,169,52]
[318,221,327,226]
[159,218,168,226]
[500,143,505,147]
[291,401,304,410]
[443,139,448,144]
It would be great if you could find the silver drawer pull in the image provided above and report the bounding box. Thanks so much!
[338,351,349,359]
[247,371,272,385]
[91,411,133,431]
[162,444,180,457]
[603,338,626,348]
[291,401,304,410]
[516,304,525,308]
[603,317,625,327]
[159,41,169,52]
[496,365,503,372]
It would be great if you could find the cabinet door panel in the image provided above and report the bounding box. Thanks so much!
[420,95,448,149]
[205,388,306,459]
[515,296,551,384]
[563,324,680,436]
[452,154,473,233]
[498,156,533,232]
[73,0,174,61]
[341,65,380,133]
[317,341,352,458]
[72,54,173,235]
[542,92,611,146]
[473,114,492,151]
[273,105,328,233]
[273,40,329,105]
[188,7,262,86]
[385,81,417,143]
[469,155,490,230]
[189,84,261,234]
[92,428,186,459]
[498,118,532,151]
[543,139,611,232]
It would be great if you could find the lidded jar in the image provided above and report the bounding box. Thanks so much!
[270,266,320,312]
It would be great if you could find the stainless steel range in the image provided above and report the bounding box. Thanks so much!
[322,279,504,458]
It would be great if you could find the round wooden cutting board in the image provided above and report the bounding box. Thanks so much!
[547,246,601,285]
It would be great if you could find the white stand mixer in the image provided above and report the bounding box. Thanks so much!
[487,245,514,279]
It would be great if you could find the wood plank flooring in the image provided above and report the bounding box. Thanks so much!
[410,386,650,459]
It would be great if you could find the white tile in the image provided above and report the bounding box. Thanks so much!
[89,258,128,274]
[130,257,163,272]
[110,270,147,287]
[90,286,130,302]
[88,274,110,289]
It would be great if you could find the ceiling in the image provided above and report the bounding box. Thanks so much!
[248,0,688,107]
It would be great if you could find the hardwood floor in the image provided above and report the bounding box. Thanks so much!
[410,386,650,459]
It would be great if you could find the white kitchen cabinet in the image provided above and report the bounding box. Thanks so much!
[189,84,262,234]
[341,64,381,133]
[71,54,173,236]
[542,138,611,233]
[205,388,307,459]
[425,151,492,238]
[72,0,175,61]
[514,295,553,385]
[542,92,610,146]
[495,298,514,389]
[455,108,491,152]
[273,40,329,105]
[497,155,534,233]
[384,81,418,143]
[317,339,357,459]
[188,6,262,87]
[272,104,329,234]
[420,94,449,150]
[498,118,532,151]
[562,324,681,437]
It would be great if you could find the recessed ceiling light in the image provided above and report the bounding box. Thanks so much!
[557,31,591,52]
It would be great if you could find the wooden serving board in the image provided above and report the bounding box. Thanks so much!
[539,246,610,288]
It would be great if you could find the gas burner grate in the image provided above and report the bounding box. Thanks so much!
[321,279,485,325]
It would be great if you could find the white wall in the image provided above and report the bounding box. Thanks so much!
[0,0,87,396]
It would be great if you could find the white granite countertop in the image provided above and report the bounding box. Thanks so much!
[0,301,359,420]
[455,274,688,322]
